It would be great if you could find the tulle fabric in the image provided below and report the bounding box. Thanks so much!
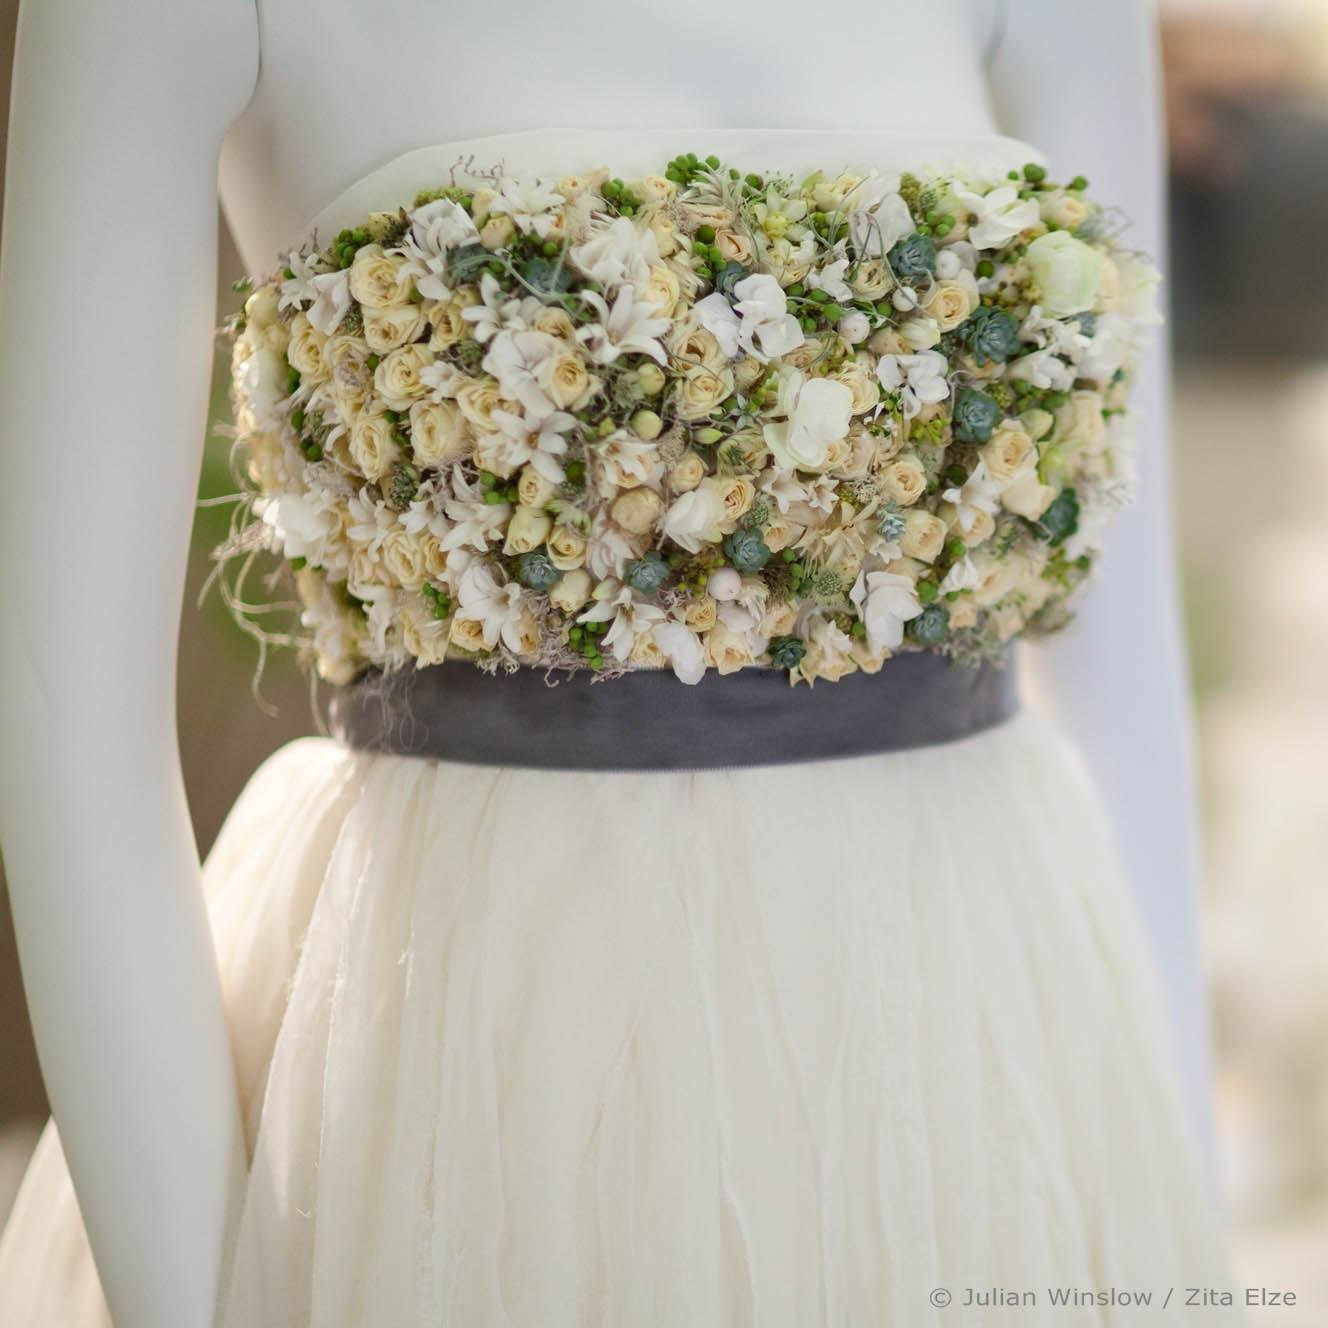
[0,710,1238,1326]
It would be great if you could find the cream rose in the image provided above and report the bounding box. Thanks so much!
[325,334,373,408]
[449,614,490,653]
[349,412,399,481]
[529,305,577,343]
[1026,230,1104,317]
[924,279,978,332]
[640,264,682,317]
[1053,390,1106,449]
[536,352,598,410]
[286,314,328,378]
[426,291,479,350]
[408,400,470,469]
[547,523,588,571]
[1001,469,1057,520]
[675,366,734,421]
[244,286,280,330]
[517,465,557,508]
[381,528,428,589]
[880,453,928,506]
[610,486,664,535]
[667,320,729,373]
[374,344,434,410]
[828,360,879,416]
[480,215,516,250]
[763,518,805,553]
[401,599,450,666]
[850,259,895,300]
[504,505,554,555]
[703,622,754,675]
[705,476,755,527]
[681,596,719,631]
[1039,190,1091,230]
[349,244,413,309]
[669,451,707,492]
[363,303,428,354]
[713,229,756,265]
[900,510,947,563]
[549,567,591,612]
[454,378,508,431]
[635,174,677,206]
[981,421,1036,481]
[761,599,799,637]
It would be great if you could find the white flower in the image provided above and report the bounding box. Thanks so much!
[485,405,576,483]
[237,346,289,429]
[258,490,335,563]
[570,217,661,290]
[488,177,565,238]
[707,567,742,602]
[454,563,531,651]
[652,620,706,685]
[939,555,981,594]
[277,251,324,315]
[1008,346,1075,392]
[1025,230,1104,317]
[462,272,528,344]
[850,569,923,653]
[481,328,565,417]
[441,468,511,552]
[942,459,1004,534]
[693,273,804,363]
[585,512,639,580]
[305,268,352,335]
[951,182,1040,250]
[875,350,950,420]
[844,173,914,258]
[578,583,666,662]
[806,255,854,303]
[577,286,670,365]
[1077,311,1134,385]
[662,485,727,552]
[838,309,871,344]
[1019,304,1092,361]
[762,368,854,471]
[400,198,480,300]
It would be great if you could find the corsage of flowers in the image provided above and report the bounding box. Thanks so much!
[219,152,1158,686]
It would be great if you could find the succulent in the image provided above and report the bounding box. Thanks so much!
[387,462,420,511]
[961,306,1020,366]
[953,388,1001,443]
[907,603,950,645]
[714,262,751,298]
[723,528,772,573]
[446,243,493,284]
[767,635,807,670]
[887,231,937,282]
[1036,488,1080,546]
[519,255,574,295]
[625,551,670,595]
[516,549,561,592]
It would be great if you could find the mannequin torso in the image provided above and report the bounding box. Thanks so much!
[0,4,1205,1326]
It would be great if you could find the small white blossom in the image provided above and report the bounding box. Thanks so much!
[454,563,530,651]
[763,368,854,471]
[577,286,670,365]
[875,350,950,420]
[489,177,566,238]
[850,569,923,653]
[950,182,1040,251]
[942,459,1003,534]
[400,198,480,300]
[570,217,661,290]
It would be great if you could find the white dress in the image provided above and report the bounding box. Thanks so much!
[0,4,1239,1325]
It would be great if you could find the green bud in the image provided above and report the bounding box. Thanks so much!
[694,427,724,445]
[631,409,664,440]
[636,363,667,396]
[695,224,717,243]
[1023,162,1047,183]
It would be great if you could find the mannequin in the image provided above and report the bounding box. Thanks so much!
[0,3,1203,1326]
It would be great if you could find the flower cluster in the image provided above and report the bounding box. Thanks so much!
[223,153,1157,685]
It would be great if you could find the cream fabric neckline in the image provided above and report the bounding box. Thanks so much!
[293,126,1045,255]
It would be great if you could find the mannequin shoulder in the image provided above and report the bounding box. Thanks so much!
[12,0,259,133]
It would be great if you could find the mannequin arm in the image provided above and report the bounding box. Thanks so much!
[988,0,1213,1145]
[0,3,257,1324]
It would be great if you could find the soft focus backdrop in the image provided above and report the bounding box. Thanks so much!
[2,2,1327,1322]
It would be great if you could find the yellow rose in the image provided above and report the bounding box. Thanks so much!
[348,244,413,309]
[669,451,707,492]
[381,528,428,588]
[504,505,554,555]
[374,344,434,410]
[547,523,588,571]
[549,568,592,613]
[704,623,754,675]
[517,465,557,508]
[981,421,1036,481]
[830,360,881,416]
[924,279,977,332]
[536,352,598,410]
[900,510,947,563]
[674,366,734,421]
[409,400,470,469]
[349,412,399,481]
[363,303,428,354]
[455,377,508,430]
[610,486,664,535]
[286,314,328,378]
[880,454,928,506]
[681,596,718,631]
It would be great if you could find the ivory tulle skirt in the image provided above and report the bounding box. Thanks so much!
[0,709,1238,1326]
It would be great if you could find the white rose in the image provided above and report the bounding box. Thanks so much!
[762,370,854,471]
[662,485,726,552]
[286,314,328,378]
[1026,231,1105,317]
[535,352,598,410]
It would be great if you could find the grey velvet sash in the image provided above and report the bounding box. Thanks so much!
[328,650,1019,771]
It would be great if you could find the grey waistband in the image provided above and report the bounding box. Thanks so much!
[328,651,1019,771]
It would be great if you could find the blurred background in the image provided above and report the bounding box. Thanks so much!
[2,1,1327,1322]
